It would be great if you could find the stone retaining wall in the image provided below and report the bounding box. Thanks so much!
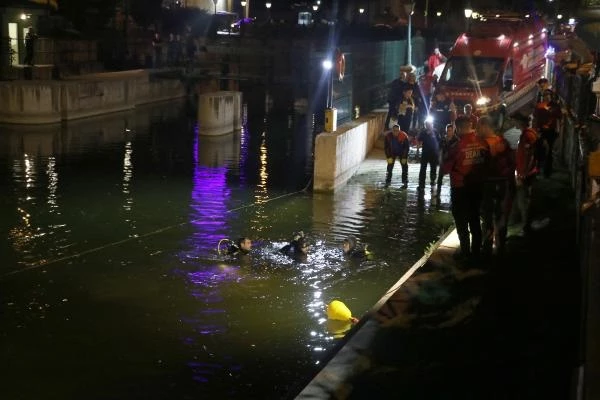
[313,110,386,192]
[0,70,186,124]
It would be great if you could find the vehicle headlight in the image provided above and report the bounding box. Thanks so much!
[476,96,491,106]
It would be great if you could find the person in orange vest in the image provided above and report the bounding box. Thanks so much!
[436,123,459,196]
[441,115,490,261]
[477,116,516,256]
[533,89,562,178]
[511,113,539,235]
[384,124,410,188]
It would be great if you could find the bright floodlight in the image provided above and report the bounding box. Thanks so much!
[322,60,333,70]
[425,115,434,124]
[359,8,365,14]
[464,8,473,19]
[568,18,575,25]
[436,11,442,17]
[557,14,563,19]
[313,4,318,11]
[265,2,271,8]
[241,0,246,6]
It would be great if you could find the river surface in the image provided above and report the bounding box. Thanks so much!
[0,95,452,399]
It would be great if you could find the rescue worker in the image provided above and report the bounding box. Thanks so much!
[436,123,459,196]
[535,78,550,104]
[533,89,562,178]
[280,231,309,262]
[477,116,516,256]
[384,69,408,130]
[441,115,490,261]
[461,103,479,129]
[397,86,416,133]
[427,47,446,77]
[417,118,440,192]
[224,237,252,256]
[342,236,371,260]
[512,113,539,235]
[384,124,410,188]
[430,91,453,135]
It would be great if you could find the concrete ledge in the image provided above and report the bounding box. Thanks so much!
[0,70,186,125]
[313,110,386,192]
[294,228,455,399]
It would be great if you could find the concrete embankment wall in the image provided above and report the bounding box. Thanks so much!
[0,70,185,124]
[313,110,386,192]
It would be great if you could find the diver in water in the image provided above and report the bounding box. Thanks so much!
[342,236,371,260]
[218,237,252,257]
[280,231,309,262]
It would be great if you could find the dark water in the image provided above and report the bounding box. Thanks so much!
[0,96,452,399]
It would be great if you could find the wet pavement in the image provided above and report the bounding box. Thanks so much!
[295,140,579,399]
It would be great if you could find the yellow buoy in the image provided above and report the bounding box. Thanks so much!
[326,300,352,321]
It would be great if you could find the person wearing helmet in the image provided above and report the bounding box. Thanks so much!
[280,231,309,262]
[342,236,371,260]
[384,124,410,188]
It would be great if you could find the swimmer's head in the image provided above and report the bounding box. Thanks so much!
[296,237,309,254]
[342,236,357,254]
[237,237,252,252]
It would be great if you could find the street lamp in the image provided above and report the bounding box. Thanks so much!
[322,59,336,132]
[265,2,271,8]
[464,7,473,31]
[241,0,248,18]
[313,4,318,11]
[359,8,364,14]
[403,2,415,67]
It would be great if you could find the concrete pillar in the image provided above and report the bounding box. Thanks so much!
[197,91,242,136]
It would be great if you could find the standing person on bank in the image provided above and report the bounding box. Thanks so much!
[24,28,36,66]
[436,123,459,196]
[384,125,410,188]
[417,118,440,192]
[512,113,539,235]
[442,115,490,260]
[533,89,562,178]
[477,116,516,256]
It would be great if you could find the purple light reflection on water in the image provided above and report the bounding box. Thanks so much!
[177,132,244,386]
[187,131,232,254]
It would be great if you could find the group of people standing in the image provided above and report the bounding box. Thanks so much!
[151,31,198,68]
[383,77,562,261]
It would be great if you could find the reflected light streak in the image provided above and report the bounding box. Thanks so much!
[122,141,134,212]
[46,156,59,213]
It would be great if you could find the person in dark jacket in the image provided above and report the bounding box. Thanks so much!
[430,91,453,134]
[384,124,410,188]
[280,231,309,262]
[397,86,416,133]
[384,71,406,130]
[417,119,440,191]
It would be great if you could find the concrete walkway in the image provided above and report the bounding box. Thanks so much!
[294,141,579,399]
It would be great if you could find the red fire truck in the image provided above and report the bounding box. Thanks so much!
[432,13,548,128]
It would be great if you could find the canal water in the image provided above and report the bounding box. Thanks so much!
[0,94,453,399]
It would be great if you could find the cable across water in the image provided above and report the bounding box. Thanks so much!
[2,178,313,279]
